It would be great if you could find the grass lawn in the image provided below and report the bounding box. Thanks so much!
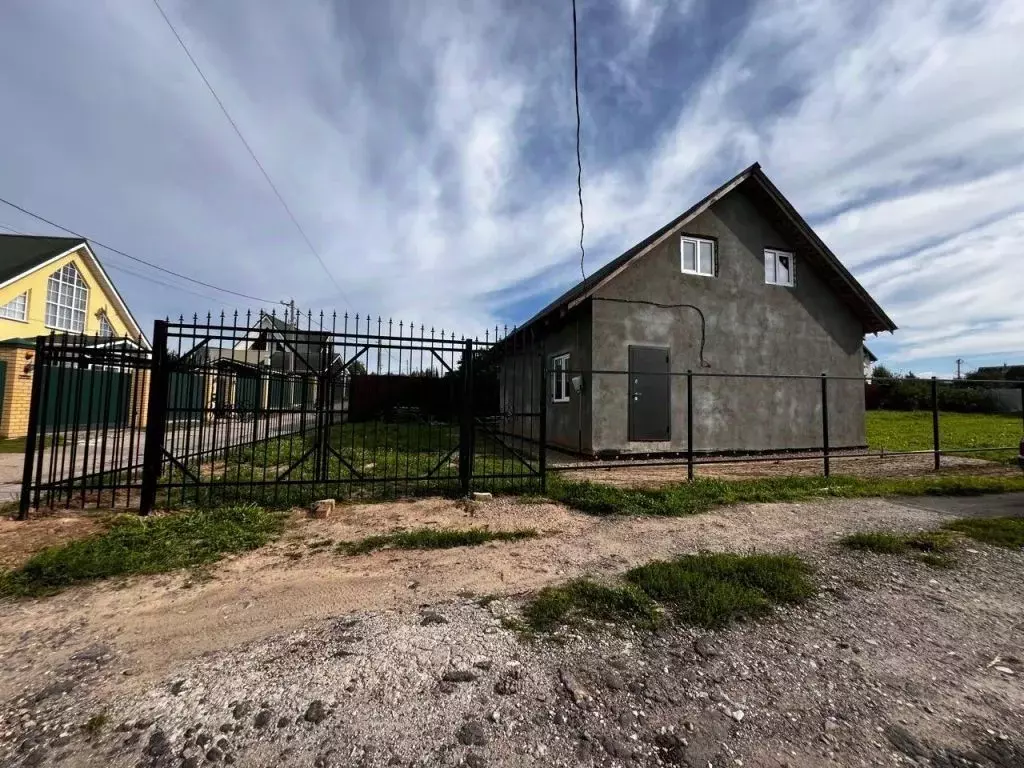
[0,505,286,597]
[337,526,538,555]
[548,474,1024,517]
[523,552,815,632]
[841,529,958,567]
[943,516,1024,548]
[866,410,1023,458]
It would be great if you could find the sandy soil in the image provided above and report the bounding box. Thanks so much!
[0,495,963,699]
[0,513,106,570]
[1,495,1023,767]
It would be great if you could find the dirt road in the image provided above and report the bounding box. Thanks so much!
[1,495,1022,767]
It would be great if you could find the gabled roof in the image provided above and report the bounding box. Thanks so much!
[0,234,150,348]
[516,163,896,337]
[0,235,84,284]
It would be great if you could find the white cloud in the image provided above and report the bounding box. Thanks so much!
[0,0,1022,365]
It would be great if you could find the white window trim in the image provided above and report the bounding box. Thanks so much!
[764,249,795,287]
[98,311,114,337]
[551,353,570,403]
[680,236,716,277]
[0,291,29,322]
[45,262,90,333]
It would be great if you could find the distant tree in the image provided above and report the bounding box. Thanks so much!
[872,364,894,379]
[905,371,917,379]
[347,360,367,376]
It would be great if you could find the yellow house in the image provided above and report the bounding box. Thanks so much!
[0,235,149,439]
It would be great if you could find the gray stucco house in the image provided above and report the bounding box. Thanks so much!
[498,163,896,458]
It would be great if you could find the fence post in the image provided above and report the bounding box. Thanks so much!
[538,353,547,493]
[18,336,49,520]
[458,338,474,496]
[140,320,170,515]
[821,373,830,478]
[931,376,940,471]
[687,370,694,482]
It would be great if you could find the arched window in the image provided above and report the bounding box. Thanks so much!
[98,312,114,337]
[45,263,89,333]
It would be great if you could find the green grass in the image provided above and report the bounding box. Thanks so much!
[337,526,538,555]
[0,435,63,453]
[0,505,286,597]
[523,580,661,632]
[522,552,814,632]
[943,516,1024,548]
[548,474,1024,517]
[867,410,1022,461]
[840,529,959,568]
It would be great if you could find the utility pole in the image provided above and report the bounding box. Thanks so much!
[956,358,963,380]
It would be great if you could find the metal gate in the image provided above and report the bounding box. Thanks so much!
[19,314,546,516]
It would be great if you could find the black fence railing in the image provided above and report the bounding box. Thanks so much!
[16,313,1024,519]
[19,312,545,517]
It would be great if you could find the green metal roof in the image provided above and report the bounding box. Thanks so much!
[0,235,84,285]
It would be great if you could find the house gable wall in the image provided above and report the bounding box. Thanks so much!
[0,246,137,341]
[589,186,866,454]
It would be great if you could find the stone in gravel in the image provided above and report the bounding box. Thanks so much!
[171,679,187,695]
[694,636,721,658]
[598,734,632,759]
[474,659,493,670]
[183,756,200,768]
[884,724,928,758]
[494,668,524,696]
[206,746,223,762]
[218,723,234,734]
[277,717,290,729]
[995,666,1015,675]
[146,730,169,756]
[310,498,335,518]
[23,747,48,767]
[224,754,236,764]
[442,669,477,683]
[50,733,72,748]
[603,670,625,691]
[70,643,113,664]
[558,669,589,704]
[456,721,488,746]
[464,750,487,768]
[682,712,731,767]
[254,709,273,728]
[304,700,328,724]
[196,733,212,747]
[231,701,254,719]
[420,611,448,626]
[215,737,230,751]
[33,679,76,703]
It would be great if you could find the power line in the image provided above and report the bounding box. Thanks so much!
[105,263,229,305]
[151,0,351,307]
[572,0,586,282]
[0,194,277,303]
[0,222,24,234]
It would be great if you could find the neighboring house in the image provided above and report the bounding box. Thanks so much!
[498,163,896,457]
[863,345,878,380]
[0,235,150,439]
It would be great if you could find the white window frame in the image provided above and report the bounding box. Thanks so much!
[551,353,570,403]
[0,291,28,322]
[45,263,89,333]
[680,236,716,277]
[98,312,114,337]
[764,249,795,287]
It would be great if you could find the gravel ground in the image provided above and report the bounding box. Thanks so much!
[2,504,1024,767]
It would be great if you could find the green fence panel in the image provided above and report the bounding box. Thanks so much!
[42,367,130,430]
[168,371,205,417]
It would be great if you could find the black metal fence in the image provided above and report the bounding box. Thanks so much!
[19,311,545,517]
[17,314,1024,518]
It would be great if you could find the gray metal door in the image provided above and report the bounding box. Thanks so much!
[628,346,670,441]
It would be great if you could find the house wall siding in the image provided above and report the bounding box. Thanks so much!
[0,247,136,342]
[589,187,866,454]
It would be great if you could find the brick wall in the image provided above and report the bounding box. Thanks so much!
[0,345,37,439]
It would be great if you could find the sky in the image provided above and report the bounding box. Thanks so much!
[1,0,1022,377]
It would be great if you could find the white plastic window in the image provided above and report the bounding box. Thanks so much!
[45,263,89,332]
[681,236,715,276]
[764,249,795,286]
[551,353,570,403]
[0,292,28,321]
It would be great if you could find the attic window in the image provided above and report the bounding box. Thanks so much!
[764,249,794,287]
[681,236,715,277]
[45,263,89,333]
[98,312,114,337]
[0,292,28,322]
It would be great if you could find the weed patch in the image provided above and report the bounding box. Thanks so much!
[0,505,286,598]
[943,517,1024,549]
[522,552,814,633]
[338,527,538,556]
[548,475,1024,517]
[522,579,661,632]
[841,530,956,555]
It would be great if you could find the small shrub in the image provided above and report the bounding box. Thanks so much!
[943,517,1024,549]
[841,530,955,555]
